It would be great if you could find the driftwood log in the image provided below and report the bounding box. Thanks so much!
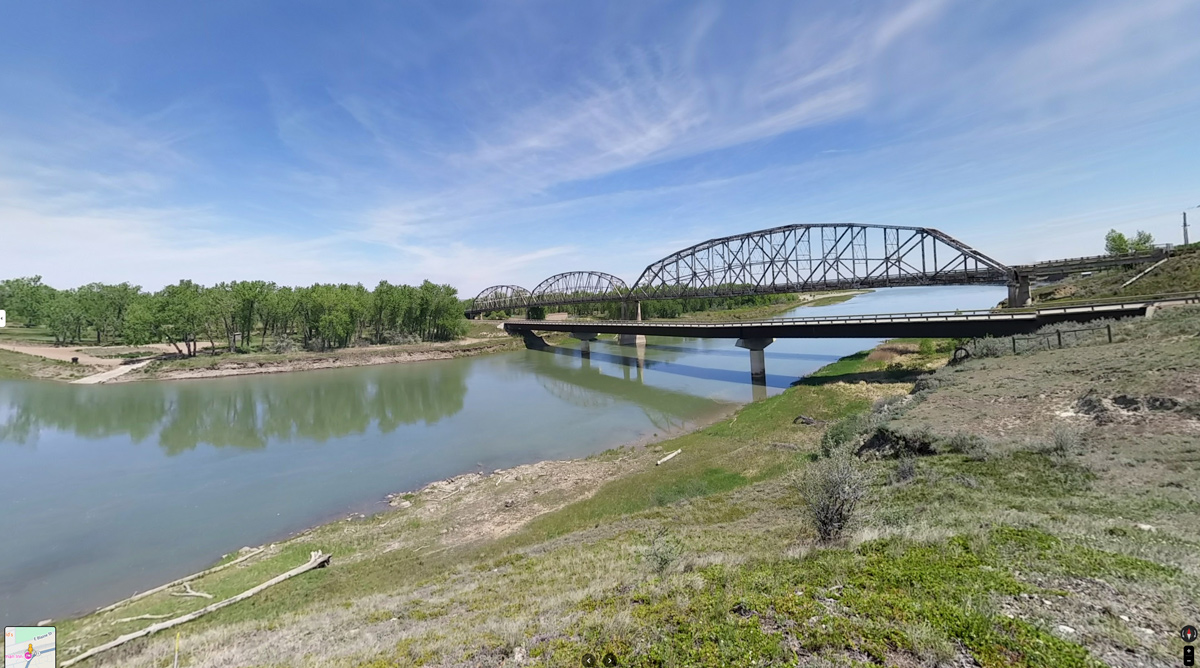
[62,551,331,667]
[656,449,682,466]
[169,583,213,599]
[94,547,264,614]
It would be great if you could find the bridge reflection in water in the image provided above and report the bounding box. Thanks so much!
[528,338,781,407]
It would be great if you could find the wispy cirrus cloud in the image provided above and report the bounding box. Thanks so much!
[2,0,1199,294]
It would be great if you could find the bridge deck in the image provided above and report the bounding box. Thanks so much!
[502,296,1196,340]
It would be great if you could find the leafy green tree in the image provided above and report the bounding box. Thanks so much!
[45,290,86,344]
[203,282,239,353]
[1130,230,1155,252]
[121,294,160,346]
[0,276,54,326]
[158,280,206,356]
[232,280,274,349]
[1104,230,1129,255]
[257,285,296,346]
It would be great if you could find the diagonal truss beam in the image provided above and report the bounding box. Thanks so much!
[631,224,1011,299]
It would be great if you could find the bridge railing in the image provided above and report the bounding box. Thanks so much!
[1008,290,1200,312]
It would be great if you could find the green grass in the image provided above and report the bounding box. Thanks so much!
[1033,245,1200,304]
[0,324,58,344]
[556,530,1110,667]
[58,312,1200,666]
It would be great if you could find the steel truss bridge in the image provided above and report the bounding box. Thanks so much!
[467,223,1164,317]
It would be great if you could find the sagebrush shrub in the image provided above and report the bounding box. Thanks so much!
[796,456,867,542]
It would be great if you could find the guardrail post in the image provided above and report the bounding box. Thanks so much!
[1107,324,1112,343]
[1056,331,1063,349]
[1012,337,1017,354]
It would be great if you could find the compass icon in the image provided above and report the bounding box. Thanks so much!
[1183,625,1198,643]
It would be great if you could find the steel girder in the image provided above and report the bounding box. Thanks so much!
[529,271,630,306]
[467,284,531,314]
[630,224,1012,299]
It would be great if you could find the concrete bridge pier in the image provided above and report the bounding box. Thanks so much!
[1008,274,1032,307]
[735,337,774,382]
[618,301,645,346]
[572,332,599,357]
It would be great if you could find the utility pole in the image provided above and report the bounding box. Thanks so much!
[1185,211,1191,245]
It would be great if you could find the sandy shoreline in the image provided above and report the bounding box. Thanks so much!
[0,335,525,384]
[121,338,520,383]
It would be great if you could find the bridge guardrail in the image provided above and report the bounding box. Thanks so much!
[503,292,1198,329]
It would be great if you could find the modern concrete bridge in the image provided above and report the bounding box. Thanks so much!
[466,224,1172,316]
[505,295,1195,383]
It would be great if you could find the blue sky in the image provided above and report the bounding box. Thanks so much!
[2,1,1199,296]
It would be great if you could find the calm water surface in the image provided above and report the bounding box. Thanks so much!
[0,286,1004,622]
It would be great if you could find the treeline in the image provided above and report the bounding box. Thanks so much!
[0,277,467,355]
[488,291,799,320]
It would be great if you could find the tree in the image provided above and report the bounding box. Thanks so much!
[0,276,54,326]
[157,280,206,356]
[203,282,239,353]
[232,280,274,349]
[45,290,86,344]
[121,294,160,346]
[1104,230,1129,255]
[1130,230,1155,252]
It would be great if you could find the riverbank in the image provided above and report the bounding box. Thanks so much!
[671,290,869,322]
[0,324,541,383]
[0,291,868,384]
[57,305,1200,667]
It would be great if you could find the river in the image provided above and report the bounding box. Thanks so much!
[0,285,1005,623]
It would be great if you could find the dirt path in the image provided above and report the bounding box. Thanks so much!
[0,342,120,367]
[71,360,154,385]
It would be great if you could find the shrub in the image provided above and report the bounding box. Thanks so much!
[871,394,909,416]
[795,456,867,542]
[972,336,1007,358]
[943,432,993,461]
[270,337,299,354]
[911,375,942,393]
[381,331,421,345]
[890,457,917,484]
[642,528,683,576]
[918,338,936,356]
[820,413,880,457]
[859,425,937,459]
[1047,423,1082,457]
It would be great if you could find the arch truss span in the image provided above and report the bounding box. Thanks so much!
[530,271,630,307]
[467,284,531,315]
[631,223,1012,300]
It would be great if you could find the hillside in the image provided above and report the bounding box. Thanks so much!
[1032,245,1200,304]
[59,307,1200,668]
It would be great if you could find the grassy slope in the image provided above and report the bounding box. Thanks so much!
[63,309,1200,667]
[1033,246,1200,304]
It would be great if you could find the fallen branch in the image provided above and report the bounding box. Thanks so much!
[656,449,682,466]
[94,547,265,614]
[63,551,331,667]
[170,583,213,599]
[112,613,171,624]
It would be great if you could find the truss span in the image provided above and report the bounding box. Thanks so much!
[530,271,629,306]
[631,224,1011,299]
[468,284,531,314]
